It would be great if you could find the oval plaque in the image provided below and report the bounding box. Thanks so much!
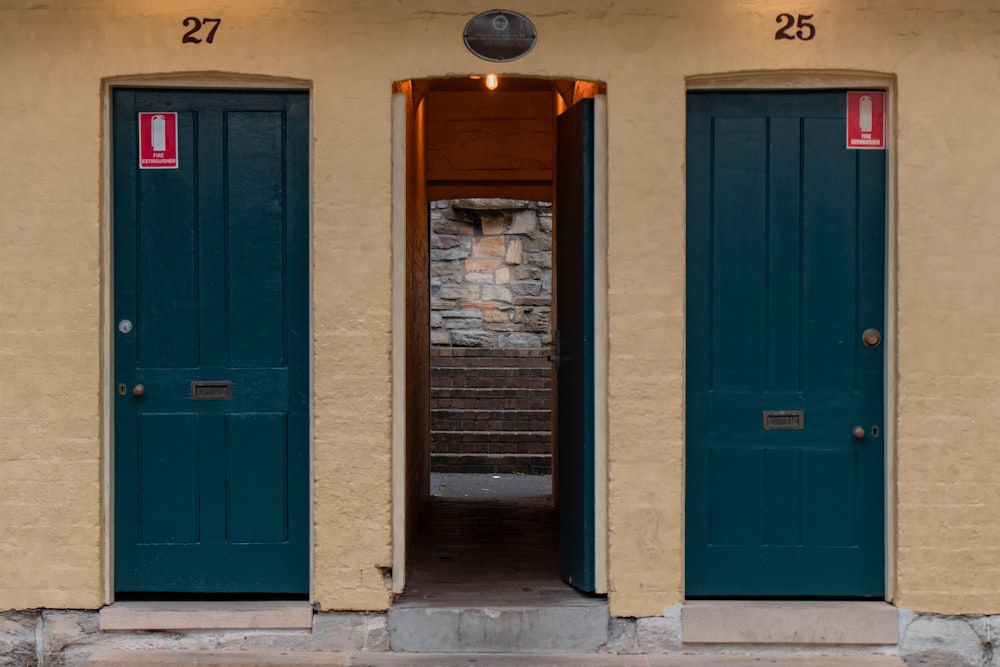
[464,10,537,62]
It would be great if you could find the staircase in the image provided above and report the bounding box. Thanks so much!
[430,347,552,474]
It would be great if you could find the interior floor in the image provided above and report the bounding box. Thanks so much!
[397,476,599,607]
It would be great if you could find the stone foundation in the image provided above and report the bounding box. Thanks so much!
[2,607,995,665]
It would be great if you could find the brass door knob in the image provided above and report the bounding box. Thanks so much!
[852,425,865,440]
[132,384,145,398]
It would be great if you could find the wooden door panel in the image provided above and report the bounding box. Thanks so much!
[686,91,885,597]
[555,98,596,593]
[113,89,309,594]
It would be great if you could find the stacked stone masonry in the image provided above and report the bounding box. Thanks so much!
[430,348,551,475]
[430,199,552,349]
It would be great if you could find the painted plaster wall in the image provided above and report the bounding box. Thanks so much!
[1,1,1000,616]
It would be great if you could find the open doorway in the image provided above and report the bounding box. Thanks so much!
[428,197,554,485]
[392,77,607,603]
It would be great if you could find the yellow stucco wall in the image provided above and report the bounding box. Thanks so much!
[2,0,1000,616]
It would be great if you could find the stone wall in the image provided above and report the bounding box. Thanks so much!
[430,199,552,348]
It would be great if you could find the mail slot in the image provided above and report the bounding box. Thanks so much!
[191,381,232,400]
[762,410,804,430]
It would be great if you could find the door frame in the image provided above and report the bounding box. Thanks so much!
[683,71,897,601]
[389,87,609,595]
[100,74,314,603]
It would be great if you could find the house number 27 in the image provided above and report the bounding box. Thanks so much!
[775,13,815,41]
[182,17,222,44]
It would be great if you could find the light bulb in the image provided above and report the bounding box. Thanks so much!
[485,73,499,91]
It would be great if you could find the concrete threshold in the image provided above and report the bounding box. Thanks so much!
[682,601,899,645]
[387,600,610,653]
[87,650,907,666]
[98,600,313,631]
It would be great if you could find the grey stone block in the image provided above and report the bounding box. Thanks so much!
[310,612,368,651]
[432,219,474,235]
[442,317,483,330]
[450,331,494,347]
[511,266,542,280]
[430,330,452,345]
[431,235,463,249]
[438,285,480,301]
[42,610,100,667]
[522,234,551,252]
[430,248,470,261]
[899,614,987,667]
[497,333,541,348]
[510,281,541,297]
[508,210,538,234]
[525,251,551,268]
[0,611,39,667]
[601,617,637,654]
[539,212,553,232]
[364,614,390,651]
[430,260,463,277]
[481,285,512,303]
[637,614,682,653]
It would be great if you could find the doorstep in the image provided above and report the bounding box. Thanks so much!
[86,649,908,666]
[682,600,899,645]
[98,600,314,631]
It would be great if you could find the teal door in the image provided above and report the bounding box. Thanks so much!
[113,89,309,594]
[686,91,885,597]
[555,98,597,592]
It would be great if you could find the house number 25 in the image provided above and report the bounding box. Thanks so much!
[775,13,816,41]
[182,17,222,44]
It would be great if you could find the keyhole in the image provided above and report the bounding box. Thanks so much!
[117,383,127,396]
[871,425,880,438]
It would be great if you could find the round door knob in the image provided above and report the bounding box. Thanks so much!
[862,328,882,348]
[852,425,865,440]
[132,384,145,398]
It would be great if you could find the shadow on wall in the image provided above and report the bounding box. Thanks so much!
[429,199,553,475]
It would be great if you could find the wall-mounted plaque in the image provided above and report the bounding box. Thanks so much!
[464,10,537,62]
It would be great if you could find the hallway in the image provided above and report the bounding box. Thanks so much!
[398,474,592,607]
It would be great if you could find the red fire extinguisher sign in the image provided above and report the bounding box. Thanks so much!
[138,112,179,169]
[846,92,885,150]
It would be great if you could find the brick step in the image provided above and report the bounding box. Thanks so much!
[432,400,551,411]
[432,408,549,418]
[431,391,550,411]
[431,441,550,455]
[431,430,550,444]
[430,349,550,359]
[432,378,551,390]
[433,422,552,433]
[431,453,551,474]
[431,412,551,432]
[431,387,550,397]
[432,366,551,377]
